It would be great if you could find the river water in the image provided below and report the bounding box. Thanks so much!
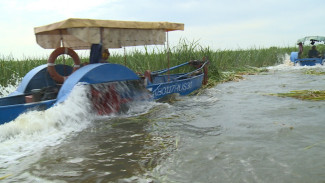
[1,61,325,183]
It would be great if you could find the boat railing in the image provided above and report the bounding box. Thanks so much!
[151,60,208,76]
[173,60,209,81]
[151,62,190,75]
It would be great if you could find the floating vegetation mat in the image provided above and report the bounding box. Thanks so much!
[304,69,325,75]
[270,90,325,101]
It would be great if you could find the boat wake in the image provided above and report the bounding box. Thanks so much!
[267,54,325,71]
[0,75,21,97]
[0,85,94,168]
[0,83,156,170]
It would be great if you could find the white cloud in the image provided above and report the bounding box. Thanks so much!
[0,0,114,18]
[1,0,325,58]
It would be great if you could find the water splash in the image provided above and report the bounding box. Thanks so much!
[91,81,157,120]
[0,74,21,97]
[90,80,152,115]
[0,80,155,171]
[0,84,94,168]
[267,54,325,71]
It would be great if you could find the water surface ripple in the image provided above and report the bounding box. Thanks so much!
[1,65,325,183]
[149,67,325,183]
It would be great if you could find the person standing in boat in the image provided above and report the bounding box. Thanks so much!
[298,42,303,58]
[308,45,320,58]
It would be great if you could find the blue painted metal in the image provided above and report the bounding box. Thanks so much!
[56,63,139,103]
[294,58,323,66]
[0,63,139,125]
[147,73,204,99]
[290,52,324,66]
[9,64,72,96]
[290,52,299,63]
[146,61,208,100]
[152,62,190,75]
[0,99,56,124]
[0,64,71,124]
[0,60,206,124]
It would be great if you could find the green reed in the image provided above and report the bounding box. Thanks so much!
[269,90,325,101]
[0,40,295,87]
[0,54,89,87]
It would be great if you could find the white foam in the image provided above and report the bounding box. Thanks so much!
[267,54,325,71]
[0,75,21,97]
[0,84,94,168]
[93,100,162,121]
[0,81,161,170]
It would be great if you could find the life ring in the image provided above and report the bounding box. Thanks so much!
[47,47,80,83]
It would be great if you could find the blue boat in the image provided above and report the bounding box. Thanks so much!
[290,36,325,66]
[0,18,209,125]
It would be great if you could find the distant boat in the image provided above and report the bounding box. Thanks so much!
[290,36,325,66]
[0,18,209,124]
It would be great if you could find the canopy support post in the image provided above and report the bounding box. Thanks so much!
[167,31,170,81]
[59,30,67,75]
[124,47,127,66]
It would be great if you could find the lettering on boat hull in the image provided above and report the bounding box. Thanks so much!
[152,81,193,99]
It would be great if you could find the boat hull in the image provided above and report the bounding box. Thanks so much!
[147,73,204,100]
[0,99,56,124]
[0,63,141,125]
[290,52,324,66]
[0,61,207,124]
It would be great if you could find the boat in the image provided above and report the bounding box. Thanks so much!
[290,36,325,66]
[0,18,209,125]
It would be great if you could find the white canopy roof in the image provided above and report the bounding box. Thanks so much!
[296,36,325,44]
[34,18,184,50]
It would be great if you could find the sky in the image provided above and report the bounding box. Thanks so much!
[1,0,325,59]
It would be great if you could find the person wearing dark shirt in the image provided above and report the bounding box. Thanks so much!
[308,46,320,58]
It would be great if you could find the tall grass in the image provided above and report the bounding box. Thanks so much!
[0,40,296,87]
[0,55,88,87]
[0,55,45,87]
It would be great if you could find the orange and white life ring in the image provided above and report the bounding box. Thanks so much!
[47,47,80,84]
